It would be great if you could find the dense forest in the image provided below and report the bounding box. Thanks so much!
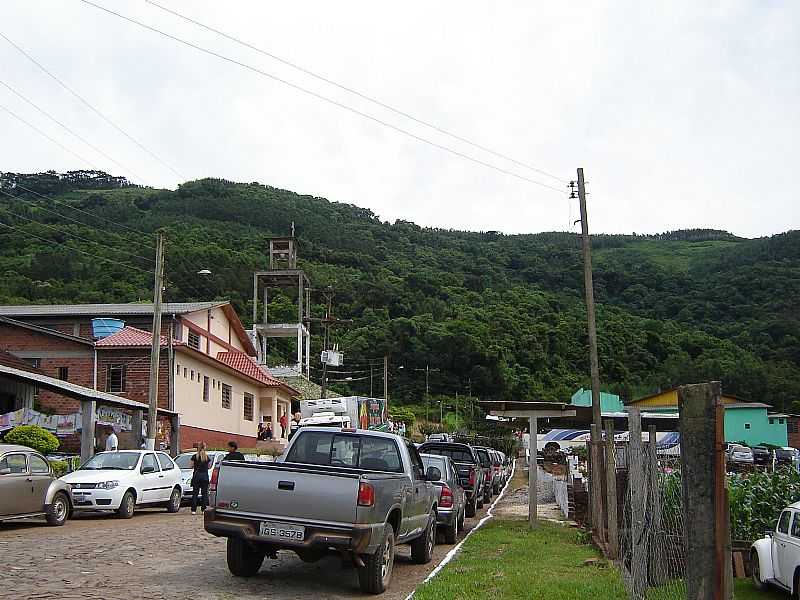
[1,171,798,414]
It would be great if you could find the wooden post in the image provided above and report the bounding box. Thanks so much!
[80,399,96,465]
[628,405,646,599]
[529,415,538,527]
[679,382,727,600]
[604,419,619,559]
[145,232,165,451]
[647,425,664,586]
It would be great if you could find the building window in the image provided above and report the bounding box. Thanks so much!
[183,367,187,378]
[744,423,751,430]
[107,364,126,393]
[203,376,210,402]
[176,363,181,374]
[26,358,41,369]
[188,330,201,350]
[243,393,254,421]
[770,418,775,425]
[780,419,785,425]
[191,370,195,381]
[57,367,69,381]
[790,420,799,434]
[221,384,232,410]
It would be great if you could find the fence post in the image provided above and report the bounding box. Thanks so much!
[679,382,729,600]
[628,405,647,600]
[604,419,619,559]
[647,425,665,586]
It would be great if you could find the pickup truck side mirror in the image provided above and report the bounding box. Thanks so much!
[425,466,441,482]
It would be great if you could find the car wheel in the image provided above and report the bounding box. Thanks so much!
[483,487,492,504]
[226,537,265,577]
[410,514,436,564]
[476,494,484,509]
[117,491,135,519]
[466,496,477,518]
[46,492,69,526]
[750,550,766,591]
[443,516,458,544]
[458,507,466,530]
[166,487,181,513]
[358,525,395,594]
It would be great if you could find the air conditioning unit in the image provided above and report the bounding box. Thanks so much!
[321,350,343,367]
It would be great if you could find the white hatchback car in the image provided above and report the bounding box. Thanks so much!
[751,501,800,595]
[174,451,225,501]
[61,450,183,518]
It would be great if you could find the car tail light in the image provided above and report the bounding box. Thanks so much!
[358,482,375,507]
[209,466,220,492]
[468,468,476,487]
[439,485,454,508]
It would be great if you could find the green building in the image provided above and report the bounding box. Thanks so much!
[570,388,626,413]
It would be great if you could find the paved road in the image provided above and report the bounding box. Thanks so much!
[0,499,493,600]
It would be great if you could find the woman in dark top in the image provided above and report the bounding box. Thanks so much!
[190,442,211,514]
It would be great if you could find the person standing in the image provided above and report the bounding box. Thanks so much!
[223,440,245,462]
[279,412,288,439]
[105,427,119,452]
[190,442,211,515]
[289,412,301,440]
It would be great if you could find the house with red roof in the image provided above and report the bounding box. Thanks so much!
[0,302,298,451]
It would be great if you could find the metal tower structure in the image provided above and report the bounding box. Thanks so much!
[252,236,311,376]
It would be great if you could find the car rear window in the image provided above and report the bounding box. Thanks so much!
[421,446,474,463]
[286,432,403,472]
[476,449,492,468]
[779,510,792,534]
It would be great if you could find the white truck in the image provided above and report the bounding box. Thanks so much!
[300,397,388,431]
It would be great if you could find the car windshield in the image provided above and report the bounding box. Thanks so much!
[421,446,474,463]
[80,452,139,470]
[476,449,492,467]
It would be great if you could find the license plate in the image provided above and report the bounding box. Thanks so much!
[259,521,305,541]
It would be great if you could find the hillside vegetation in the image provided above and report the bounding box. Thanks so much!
[1,171,798,411]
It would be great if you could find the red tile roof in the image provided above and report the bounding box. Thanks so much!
[95,326,171,348]
[215,351,288,388]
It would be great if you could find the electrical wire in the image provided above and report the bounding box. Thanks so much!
[146,0,569,185]
[1,103,98,168]
[0,30,184,180]
[0,219,153,275]
[79,0,565,195]
[0,189,155,263]
[0,77,149,185]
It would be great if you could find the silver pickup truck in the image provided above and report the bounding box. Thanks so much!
[204,427,440,594]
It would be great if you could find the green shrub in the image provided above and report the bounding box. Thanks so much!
[50,460,68,477]
[4,425,59,454]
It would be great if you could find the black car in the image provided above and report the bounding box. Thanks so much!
[776,447,799,466]
[418,442,486,517]
[752,446,772,465]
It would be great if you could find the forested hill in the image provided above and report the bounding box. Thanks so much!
[1,171,798,410]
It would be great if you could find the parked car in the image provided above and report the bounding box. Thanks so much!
[205,428,439,595]
[418,441,487,517]
[727,444,755,464]
[776,447,800,468]
[474,447,495,503]
[426,433,452,443]
[175,450,225,501]
[421,453,466,543]
[0,444,73,526]
[752,446,773,466]
[61,450,183,518]
[752,501,800,595]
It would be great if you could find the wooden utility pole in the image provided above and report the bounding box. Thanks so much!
[383,356,388,401]
[145,231,165,451]
[308,288,351,399]
[573,168,604,537]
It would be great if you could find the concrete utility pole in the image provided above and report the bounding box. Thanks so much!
[383,356,388,402]
[145,231,165,451]
[309,287,352,399]
[416,365,439,423]
[573,168,605,538]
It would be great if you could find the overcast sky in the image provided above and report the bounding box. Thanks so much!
[1,1,798,238]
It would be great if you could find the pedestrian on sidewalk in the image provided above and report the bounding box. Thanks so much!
[105,426,119,452]
[223,440,245,462]
[279,413,288,438]
[190,442,211,515]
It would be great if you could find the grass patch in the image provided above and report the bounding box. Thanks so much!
[414,519,625,600]
[734,578,785,600]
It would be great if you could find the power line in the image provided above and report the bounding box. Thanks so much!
[79,1,565,195]
[0,189,155,263]
[0,77,149,185]
[0,103,98,168]
[146,0,569,185]
[0,219,153,275]
[0,30,184,181]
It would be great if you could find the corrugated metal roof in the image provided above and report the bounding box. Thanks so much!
[0,363,176,414]
[0,302,226,317]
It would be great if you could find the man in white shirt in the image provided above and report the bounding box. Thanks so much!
[105,427,119,452]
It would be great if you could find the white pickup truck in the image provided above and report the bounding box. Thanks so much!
[204,427,440,594]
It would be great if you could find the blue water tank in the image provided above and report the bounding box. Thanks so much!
[92,318,125,339]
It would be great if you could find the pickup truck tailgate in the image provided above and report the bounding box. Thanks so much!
[215,462,360,524]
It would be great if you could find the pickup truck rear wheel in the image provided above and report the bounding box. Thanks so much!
[466,496,477,517]
[226,538,265,577]
[358,526,394,594]
[750,550,766,591]
[410,515,436,564]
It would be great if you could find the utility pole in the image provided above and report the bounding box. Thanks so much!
[415,365,439,423]
[308,287,351,399]
[572,168,605,538]
[370,364,374,397]
[145,231,165,451]
[383,356,388,402]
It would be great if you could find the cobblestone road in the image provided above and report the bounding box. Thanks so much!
[1,501,489,600]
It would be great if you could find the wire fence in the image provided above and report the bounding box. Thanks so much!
[618,440,687,600]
